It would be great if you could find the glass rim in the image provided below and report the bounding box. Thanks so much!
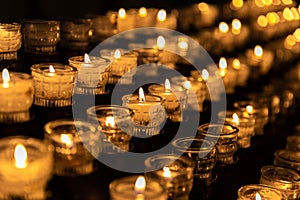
[21,19,60,25]
[122,93,165,103]
[172,136,215,152]
[144,153,195,169]
[0,71,32,81]
[86,105,134,118]
[197,123,239,138]
[274,149,300,163]
[68,55,111,66]
[31,63,77,75]
[260,165,300,184]
[238,184,285,199]
[0,22,21,30]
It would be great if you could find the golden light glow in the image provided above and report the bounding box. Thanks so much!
[184,81,192,90]
[232,113,239,124]
[255,0,264,7]
[219,22,229,33]
[202,69,209,81]
[138,87,145,102]
[139,7,147,17]
[293,28,300,42]
[285,35,296,48]
[157,36,166,50]
[266,12,280,25]
[198,2,209,12]
[157,9,167,22]
[254,45,263,58]
[178,37,189,50]
[163,167,172,178]
[49,65,55,73]
[165,79,171,91]
[261,0,272,6]
[246,105,254,114]
[272,0,281,5]
[282,0,293,5]
[105,116,116,128]
[60,134,73,147]
[231,19,242,35]
[232,58,241,70]
[114,49,121,59]
[84,53,91,63]
[134,176,146,194]
[291,7,300,20]
[255,193,262,200]
[257,15,268,27]
[14,144,27,169]
[283,8,294,21]
[219,57,227,77]
[232,0,244,8]
[2,68,10,88]
[118,8,126,19]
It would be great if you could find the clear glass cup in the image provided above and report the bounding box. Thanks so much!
[238,184,286,200]
[172,137,217,185]
[260,165,300,199]
[144,154,195,200]
[22,19,60,54]
[198,123,238,165]
[44,119,100,177]
[274,149,300,173]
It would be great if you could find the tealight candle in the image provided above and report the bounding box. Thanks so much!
[145,154,195,200]
[0,69,34,123]
[218,57,238,94]
[194,2,219,28]
[31,63,77,107]
[231,58,250,86]
[117,8,136,32]
[0,136,53,199]
[122,87,166,137]
[136,7,156,27]
[69,53,110,95]
[44,119,100,177]
[238,184,286,200]
[109,175,167,200]
[155,9,177,30]
[148,79,187,122]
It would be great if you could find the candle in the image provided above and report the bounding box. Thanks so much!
[69,53,110,94]
[148,79,187,122]
[31,63,77,107]
[122,87,166,136]
[109,175,167,200]
[194,2,219,28]
[44,119,100,176]
[0,68,34,123]
[145,154,195,199]
[136,7,155,27]
[155,9,177,29]
[117,8,136,32]
[231,18,242,35]
[219,57,238,94]
[0,136,53,199]
[238,184,286,200]
[231,58,250,87]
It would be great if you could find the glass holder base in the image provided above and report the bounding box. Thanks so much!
[0,110,31,124]
[34,97,72,107]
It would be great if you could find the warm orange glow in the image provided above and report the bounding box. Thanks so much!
[139,7,147,17]
[246,105,254,114]
[266,12,280,25]
[2,68,10,88]
[134,176,146,194]
[293,28,300,42]
[291,7,300,20]
[84,53,91,63]
[49,65,55,73]
[114,49,121,59]
[285,35,296,48]
[138,87,145,102]
[165,79,171,91]
[232,59,241,70]
[202,69,209,81]
[157,9,167,22]
[105,116,116,128]
[255,193,262,200]
[60,134,73,147]
[219,22,229,33]
[118,8,126,19]
[219,57,227,77]
[163,167,171,178]
[232,0,244,8]
[283,8,294,21]
[255,0,264,7]
[231,19,242,35]
[257,15,268,27]
[254,45,263,58]
[14,144,27,169]
[178,37,189,50]
[272,0,281,5]
[261,0,272,6]
[198,2,209,12]
[282,0,293,5]
[157,36,166,50]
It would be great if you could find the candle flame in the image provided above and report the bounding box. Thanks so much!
[231,19,242,35]
[202,69,209,81]
[246,105,254,114]
[165,79,171,91]
[139,7,147,17]
[254,45,263,58]
[14,144,27,169]
[118,8,126,19]
[232,113,239,124]
[139,87,145,102]
[219,57,227,75]
[178,37,188,50]
[257,15,268,27]
[157,9,167,22]
[282,0,293,5]
[84,53,91,63]
[184,81,192,90]
[106,116,116,128]
[60,134,73,147]
[232,59,241,70]
[232,0,243,8]
[255,193,262,200]
[291,8,299,20]
[219,22,229,33]
[114,49,121,59]
[293,28,300,42]
[157,36,165,50]
[198,2,209,12]
[2,68,10,88]
[49,65,55,73]
[266,12,280,24]
[163,167,171,178]
[134,176,146,194]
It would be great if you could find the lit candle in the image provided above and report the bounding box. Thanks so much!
[157,9,167,22]
[135,176,146,196]
[232,58,250,86]
[157,35,165,50]
[231,19,242,35]
[156,9,177,29]
[219,57,227,77]
[0,68,34,123]
[0,136,53,199]
[139,7,147,18]
[117,8,136,32]
[219,22,229,34]
[231,0,244,9]
[256,193,261,200]
[238,184,285,200]
[202,69,209,81]
[177,37,189,56]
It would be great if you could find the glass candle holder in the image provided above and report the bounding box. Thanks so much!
[238,184,286,200]
[197,123,238,166]
[274,149,300,173]
[144,154,195,200]
[86,105,134,153]
[91,15,117,42]
[286,135,300,151]
[44,119,100,177]
[148,83,187,122]
[135,48,161,65]
[22,19,60,54]
[172,137,217,185]
[122,92,166,137]
[109,175,167,200]
[0,136,53,200]
[260,165,300,199]
[68,55,110,95]
[31,63,77,107]
[0,70,34,123]
[0,23,22,61]
[60,19,92,51]
[233,101,269,135]
[218,110,255,148]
